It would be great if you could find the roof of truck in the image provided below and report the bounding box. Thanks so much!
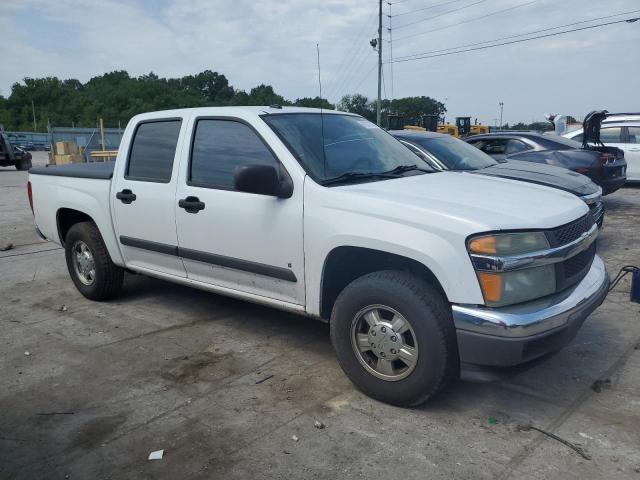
[131,106,355,120]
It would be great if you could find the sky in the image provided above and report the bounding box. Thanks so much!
[1,0,639,124]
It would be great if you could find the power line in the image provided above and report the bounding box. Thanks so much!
[326,10,378,99]
[392,0,463,18]
[332,50,375,102]
[388,16,639,63]
[392,0,488,30]
[392,9,640,61]
[393,0,542,42]
[351,64,378,95]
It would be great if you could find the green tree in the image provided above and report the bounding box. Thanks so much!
[336,94,375,121]
[381,96,446,125]
[294,97,334,109]
[0,71,294,130]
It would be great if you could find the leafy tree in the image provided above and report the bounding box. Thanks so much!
[228,84,291,106]
[337,94,375,121]
[508,121,553,132]
[381,96,446,125]
[294,97,334,109]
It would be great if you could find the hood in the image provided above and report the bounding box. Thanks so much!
[334,171,588,233]
[474,160,599,197]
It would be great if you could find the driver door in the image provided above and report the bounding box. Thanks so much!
[175,116,305,305]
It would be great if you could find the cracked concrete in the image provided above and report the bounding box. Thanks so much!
[1,152,639,479]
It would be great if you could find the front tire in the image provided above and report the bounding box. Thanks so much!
[64,221,124,300]
[330,270,459,406]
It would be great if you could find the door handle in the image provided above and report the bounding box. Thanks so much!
[178,196,205,213]
[116,189,136,204]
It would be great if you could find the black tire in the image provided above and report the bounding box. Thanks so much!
[15,158,32,171]
[330,270,459,406]
[64,221,124,300]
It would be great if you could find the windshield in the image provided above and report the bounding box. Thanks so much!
[410,135,497,170]
[262,113,433,184]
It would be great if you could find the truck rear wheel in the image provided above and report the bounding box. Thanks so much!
[15,158,32,171]
[64,221,124,300]
[330,270,459,406]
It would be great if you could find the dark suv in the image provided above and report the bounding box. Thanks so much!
[466,132,626,195]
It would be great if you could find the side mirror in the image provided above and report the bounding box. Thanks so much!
[234,164,293,198]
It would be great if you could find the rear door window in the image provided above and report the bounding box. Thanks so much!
[625,126,640,144]
[505,139,531,154]
[126,120,182,182]
[478,139,508,154]
[600,127,622,143]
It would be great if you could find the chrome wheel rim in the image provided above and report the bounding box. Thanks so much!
[350,304,419,381]
[72,241,96,286]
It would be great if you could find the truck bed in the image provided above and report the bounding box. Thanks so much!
[29,161,115,179]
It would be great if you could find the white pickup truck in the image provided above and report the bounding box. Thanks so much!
[28,107,609,406]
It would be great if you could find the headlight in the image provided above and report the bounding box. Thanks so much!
[468,232,555,307]
[469,232,549,256]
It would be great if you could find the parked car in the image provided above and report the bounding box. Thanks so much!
[391,130,604,227]
[466,131,626,194]
[28,107,608,406]
[0,131,33,170]
[564,112,640,182]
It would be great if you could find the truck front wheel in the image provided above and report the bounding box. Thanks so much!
[64,221,124,300]
[330,270,459,406]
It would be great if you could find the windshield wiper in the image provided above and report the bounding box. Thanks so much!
[322,171,400,186]
[382,164,432,175]
[323,164,432,186]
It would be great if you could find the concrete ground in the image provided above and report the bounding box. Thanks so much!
[1,152,639,480]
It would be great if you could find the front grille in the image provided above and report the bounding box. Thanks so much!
[549,214,595,247]
[563,243,595,278]
[589,201,605,227]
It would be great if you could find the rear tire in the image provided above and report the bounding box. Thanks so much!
[15,158,32,171]
[330,270,459,406]
[65,221,124,300]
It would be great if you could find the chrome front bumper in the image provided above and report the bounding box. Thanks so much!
[452,255,609,366]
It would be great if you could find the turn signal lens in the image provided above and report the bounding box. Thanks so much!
[469,232,549,256]
[469,236,496,254]
[478,272,503,303]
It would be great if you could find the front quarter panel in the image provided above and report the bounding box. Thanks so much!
[303,178,485,317]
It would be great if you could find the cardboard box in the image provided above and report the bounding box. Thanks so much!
[53,154,84,165]
[55,141,79,155]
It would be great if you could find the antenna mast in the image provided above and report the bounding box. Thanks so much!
[376,0,382,126]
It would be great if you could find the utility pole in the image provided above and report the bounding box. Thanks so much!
[376,0,382,126]
[31,100,37,131]
[499,102,504,130]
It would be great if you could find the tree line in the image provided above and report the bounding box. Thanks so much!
[0,70,450,132]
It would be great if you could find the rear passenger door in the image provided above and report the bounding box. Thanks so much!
[112,117,188,277]
[174,116,304,305]
[623,126,640,180]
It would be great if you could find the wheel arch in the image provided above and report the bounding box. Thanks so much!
[55,207,125,267]
[56,208,94,247]
[319,246,449,320]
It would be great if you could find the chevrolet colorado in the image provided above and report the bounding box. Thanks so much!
[28,107,609,406]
